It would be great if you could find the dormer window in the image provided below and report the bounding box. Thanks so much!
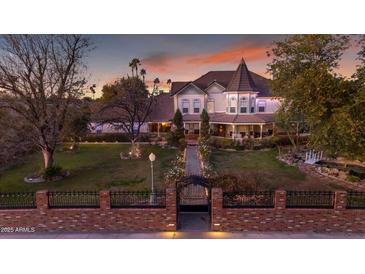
[193,99,201,113]
[182,99,189,114]
[239,96,248,113]
[258,101,266,112]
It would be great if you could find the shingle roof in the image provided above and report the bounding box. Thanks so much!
[181,113,274,123]
[149,92,174,122]
[226,58,258,92]
[170,59,272,97]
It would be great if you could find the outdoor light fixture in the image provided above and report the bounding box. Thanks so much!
[149,153,156,202]
[149,152,156,162]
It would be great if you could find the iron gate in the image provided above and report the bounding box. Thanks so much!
[177,175,211,213]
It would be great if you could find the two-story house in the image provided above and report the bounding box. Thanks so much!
[148,58,280,139]
[91,58,281,140]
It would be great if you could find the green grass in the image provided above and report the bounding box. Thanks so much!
[0,144,177,192]
[211,148,346,191]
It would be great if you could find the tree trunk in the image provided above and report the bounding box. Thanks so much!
[42,149,54,169]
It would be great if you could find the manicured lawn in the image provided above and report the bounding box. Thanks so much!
[211,149,348,191]
[0,144,177,192]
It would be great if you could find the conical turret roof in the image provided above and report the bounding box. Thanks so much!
[226,58,258,92]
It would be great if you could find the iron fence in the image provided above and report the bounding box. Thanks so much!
[223,191,275,208]
[347,192,365,209]
[48,191,100,208]
[0,192,36,209]
[110,191,166,208]
[286,191,334,208]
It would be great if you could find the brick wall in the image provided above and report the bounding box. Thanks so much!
[0,189,177,233]
[211,188,365,233]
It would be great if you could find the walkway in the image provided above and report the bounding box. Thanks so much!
[185,145,201,176]
[1,232,364,239]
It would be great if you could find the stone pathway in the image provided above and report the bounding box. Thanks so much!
[185,145,201,176]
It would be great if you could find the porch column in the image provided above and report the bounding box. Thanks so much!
[232,124,235,140]
[157,122,160,137]
[272,122,276,136]
[260,124,263,139]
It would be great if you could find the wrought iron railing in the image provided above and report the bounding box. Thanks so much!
[110,191,166,208]
[347,192,365,209]
[0,192,36,209]
[48,191,100,208]
[286,191,334,208]
[223,191,275,208]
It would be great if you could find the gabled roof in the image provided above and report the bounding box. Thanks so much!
[170,59,272,97]
[226,58,258,92]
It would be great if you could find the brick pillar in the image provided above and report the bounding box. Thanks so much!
[100,190,111,210]
[274,190,286,210]
[165,188,177,231]
[334,191,347,210]
[36,190,49,211]
[211,188,223,231]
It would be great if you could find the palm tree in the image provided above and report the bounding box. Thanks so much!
[140,68,146,83]
[89,84,96,99]
[129,58,141,77]
[153,77,160,94]
[167,79,172,90]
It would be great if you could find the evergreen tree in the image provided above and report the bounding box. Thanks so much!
[167,109,186,150]
[200,109,210,141]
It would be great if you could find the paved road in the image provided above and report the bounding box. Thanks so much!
[1,231,365,239]
[185,145,201,176]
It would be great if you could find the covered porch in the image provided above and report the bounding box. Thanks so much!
[148,121,172,137]
[210,123,275,139]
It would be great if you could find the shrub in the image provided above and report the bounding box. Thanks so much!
[209,137,234,149]
[210,172,272,192]
[42,165,63,180]
[81,133,151,143]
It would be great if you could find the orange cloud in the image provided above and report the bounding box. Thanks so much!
[141,41,269,81]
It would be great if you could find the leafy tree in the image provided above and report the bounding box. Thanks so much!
[99,66,155,157]
[0,35,90,169]
[274,107,306,151]
[61,102,91,149]
[267,34,359,157]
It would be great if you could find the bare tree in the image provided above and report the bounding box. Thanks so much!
[99,75,155,158]
[0,35,91,169]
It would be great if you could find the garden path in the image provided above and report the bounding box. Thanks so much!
[185,145,201,176]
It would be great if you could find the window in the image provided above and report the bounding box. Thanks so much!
[227,95,237,113]
[258,101,266,112]
[250,96,256,113]
[193,99,201,113]
[207,100,214,113]
[182,99,189,114]
[239,97,248,113]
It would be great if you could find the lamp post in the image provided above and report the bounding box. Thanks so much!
[149,153,156,204]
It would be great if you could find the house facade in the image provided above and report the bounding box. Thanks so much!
[91,58,281,140]
[148,58,281,140]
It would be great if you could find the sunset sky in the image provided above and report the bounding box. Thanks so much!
[86,34,361,97]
